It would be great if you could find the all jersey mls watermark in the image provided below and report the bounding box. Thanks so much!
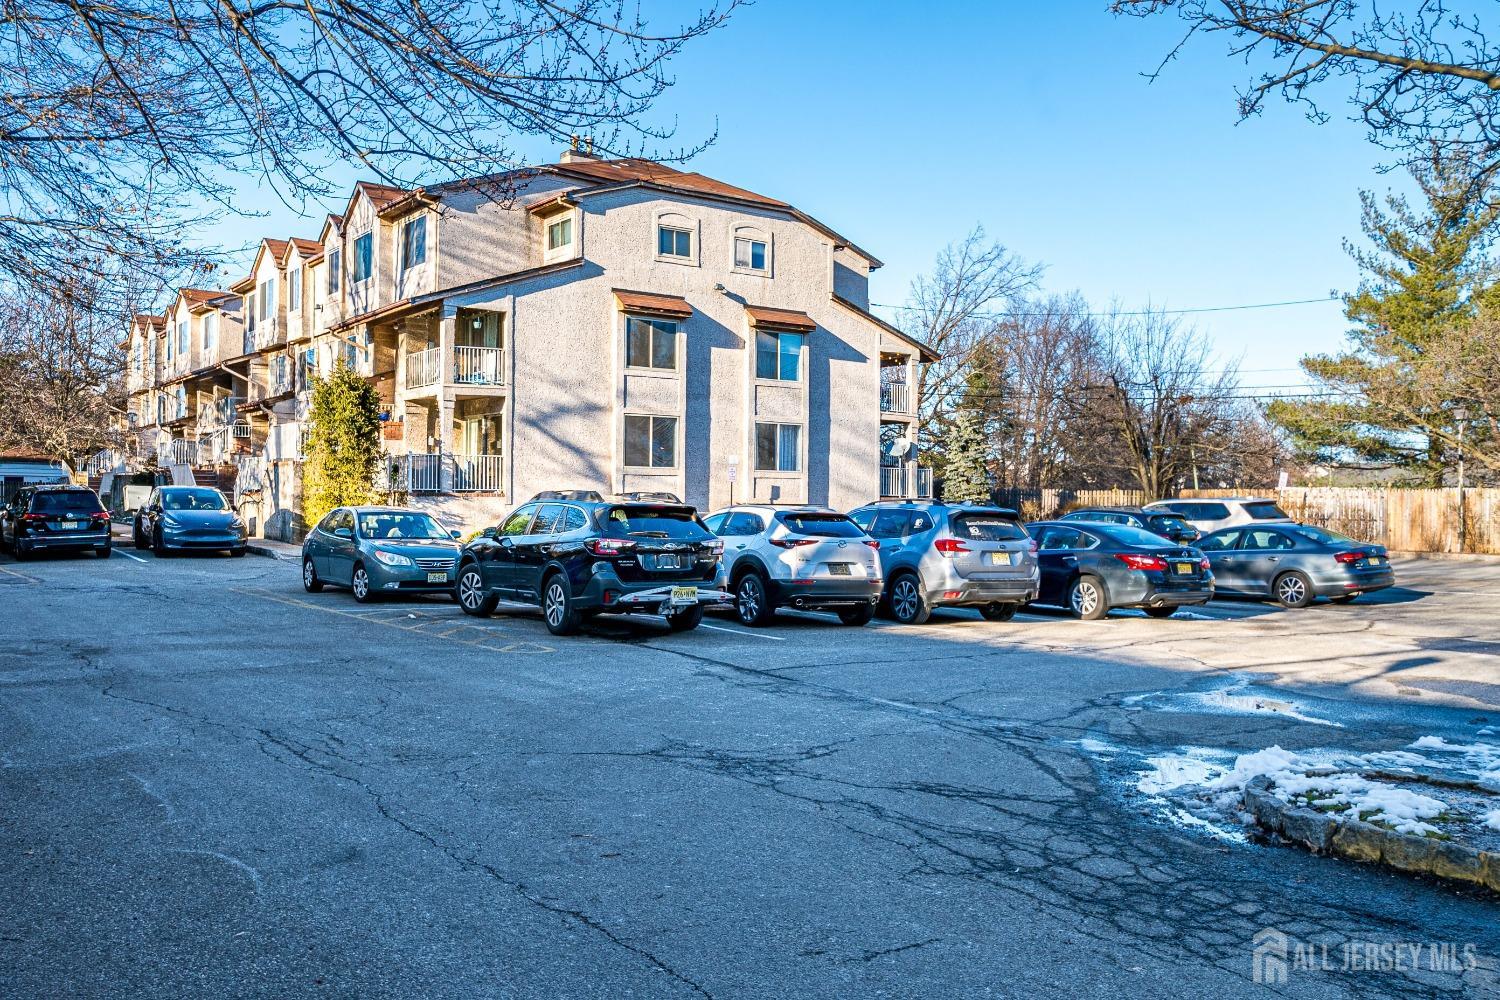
[1253,928,1481,984]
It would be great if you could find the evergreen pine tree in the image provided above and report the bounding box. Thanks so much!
[302,359,382,527]
[943,405,992,504]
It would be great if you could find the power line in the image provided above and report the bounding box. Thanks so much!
[872,296,1340,319]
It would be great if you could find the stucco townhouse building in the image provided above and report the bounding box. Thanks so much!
[117,147,936,540]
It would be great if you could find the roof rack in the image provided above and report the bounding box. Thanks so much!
[528,489,605,503]
[610,491,682,503]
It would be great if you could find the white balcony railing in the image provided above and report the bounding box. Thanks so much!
[452,453,504,492]
[454,346,506,386]
[880,463,934,499]
[406,347,440,389]
[880,381,911,414]
[383,452,504,494]
[166,439,200,467]
[85,449,124,476]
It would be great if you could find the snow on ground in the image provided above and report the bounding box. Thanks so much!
[1408,736,1500,790]
[1122,674,1343,728]
[1483,810,1500,833]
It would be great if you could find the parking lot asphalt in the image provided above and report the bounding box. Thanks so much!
[3,546,1499,998]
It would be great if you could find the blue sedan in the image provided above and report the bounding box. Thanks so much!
[302,507,464,603]
[1197,523,1394,608]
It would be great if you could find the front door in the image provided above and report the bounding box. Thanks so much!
[1237,527,1297,595]
[325,509,358,583]
[489,504,537,596]
[1034,525,1085,604]
[1197,529,1245,591]
[510,504,563,603]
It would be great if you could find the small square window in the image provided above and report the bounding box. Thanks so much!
[624,414,677,468]
[735,237,767,271]
[547,217,573,251]
[657,225,692,258]
[625,317,676,370]
[754,422,801,472]
[755,330,802,381]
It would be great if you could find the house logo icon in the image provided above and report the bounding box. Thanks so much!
[1252,928,1289,985]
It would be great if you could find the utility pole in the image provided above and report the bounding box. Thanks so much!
[1455,405,1468,554]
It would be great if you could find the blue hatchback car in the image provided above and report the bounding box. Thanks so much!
[302,506,464,602]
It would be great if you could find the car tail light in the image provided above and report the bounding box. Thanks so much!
[704,539,724,554]
[20,513,46,522]
[1199,557,1211,571]
[1115,553,1167,571]
[90,512,110,522]
[602,589,619,605]
[585,538,636,557]
[769,537,817,549]
[934,538,969,556]
[1333,550,1366,564]
[863,539,880,550]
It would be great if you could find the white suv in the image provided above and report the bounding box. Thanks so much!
[703,506,883,626]
[1143,497,1291,534]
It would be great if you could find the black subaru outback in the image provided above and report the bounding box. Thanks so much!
[454,496,731,635]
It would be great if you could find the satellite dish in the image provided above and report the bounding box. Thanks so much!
[883,436,914,459]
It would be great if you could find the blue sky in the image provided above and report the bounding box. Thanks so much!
[217,1,1402,391]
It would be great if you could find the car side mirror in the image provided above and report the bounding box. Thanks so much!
[334,527,353,539]
[480,526,498,540]
[450,529,462,540]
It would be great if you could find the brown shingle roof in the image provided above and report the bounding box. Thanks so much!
[553,158,789,210]
[285,237,321,260]
[745,304,815,332]
[358,182,412,211]
[613,289,692,319]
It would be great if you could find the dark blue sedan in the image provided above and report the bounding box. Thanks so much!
[132,486,248,556]
[1025,520,1214,620]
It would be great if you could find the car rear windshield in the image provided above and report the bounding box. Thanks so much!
[1109,525,1182,548]
[951,513,1027,541]
[161,488,227,511]
[1244,501,1290,520]
[30,491,103,514]
[1164,502,1228,520]
[1148,515,1191,532]
[602,506,712,540]
[1288,524,1355,546]
[779,513,864,538]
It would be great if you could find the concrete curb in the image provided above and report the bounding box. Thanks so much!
[245,542,295,561]
[1389,550,1500,563]
[1243,774,1500,892]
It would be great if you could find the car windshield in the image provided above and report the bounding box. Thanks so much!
[1108,524,1179,548]
[31,491,102,514]
[951,513,1027,541]
[1244,501,1290,520]
[780,513,864,538]
[603,506,712,540]
[357,512,449,540]
[1288,524,1355,546]
[161,488,227,511]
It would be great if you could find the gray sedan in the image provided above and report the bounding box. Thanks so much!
[1197,523,1394,608]
[301,506,464,603]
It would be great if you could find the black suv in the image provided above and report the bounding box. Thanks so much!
[1058,506,1201,544]
[0,485,112,560]
[454,497,731,635]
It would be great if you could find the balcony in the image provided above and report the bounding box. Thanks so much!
[454,346,505,386]
[384,452,504,494]
[880,463,933,499]
[405,346,440,389]
[880,380,912,414]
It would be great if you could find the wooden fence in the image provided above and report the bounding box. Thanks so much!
[990,486,1500,554]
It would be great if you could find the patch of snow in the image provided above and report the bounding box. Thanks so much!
[1137,750,1226,795]
[1073,737,1118,759]
[1482,810,1500,832]
[1407,737,1500,789]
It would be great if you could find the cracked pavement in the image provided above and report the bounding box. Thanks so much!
[2,550,1499,998]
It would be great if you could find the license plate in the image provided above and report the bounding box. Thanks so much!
[986,551,1015,566]
[1365,556,1385,566]
[828,563,851,576]
[670,586,697,606]
[1174,562,1194,575]
[426,571,448,584]
[653,554,684,570]
[62,518,79,528]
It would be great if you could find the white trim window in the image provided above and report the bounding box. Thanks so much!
[289,269,302,311]
[623,414,677,469]
[328,249,342,292]
[733,227,771,274]
[755,329,802,381]
[654,212,697,264]
[400,216,426,270]
[203,312,218,354]
[176,318,189,358]
[258,279,274,321]
[546,216,572,252]
[352,232,373,283]
[624,316,677,371]
[754,422,802,472]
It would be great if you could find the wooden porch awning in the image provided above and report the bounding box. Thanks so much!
[744,304,815,332]
[613,289,692,319]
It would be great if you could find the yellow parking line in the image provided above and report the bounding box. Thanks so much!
[230,587,555,654]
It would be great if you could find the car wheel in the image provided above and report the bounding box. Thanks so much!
[980,602,1018,622]
[888,573,931,625]
[1142,606,1176,619]
[1068,575,1109,620]
[667,605,705,632]
[351,563,375,603]
[13,539,31,562]
[133,522,146,550]
[541,573,580,636]
[1274,571,1314,609]
[96,545,112,559]
[456,564,498,616]
[837,604,875,626]
[152,527,170,558]
[302,557,324,593]
[734,571,776,627]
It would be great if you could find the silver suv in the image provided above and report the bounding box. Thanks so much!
[1143,497,1291,534]
[849,502,1039,624]
[703,506,883,626]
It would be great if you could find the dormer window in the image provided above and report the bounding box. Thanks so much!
[400,217,426,270]
[289,269,302,310]
[352,232,372,283]
[547,216,573,252]
[203,313,218,353]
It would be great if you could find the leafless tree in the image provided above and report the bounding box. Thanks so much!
[0,280,125,463]
[1072,308,1241,498]
[1112,1,1500,181]
[900,227,1042,453]
[0,0,739,311]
